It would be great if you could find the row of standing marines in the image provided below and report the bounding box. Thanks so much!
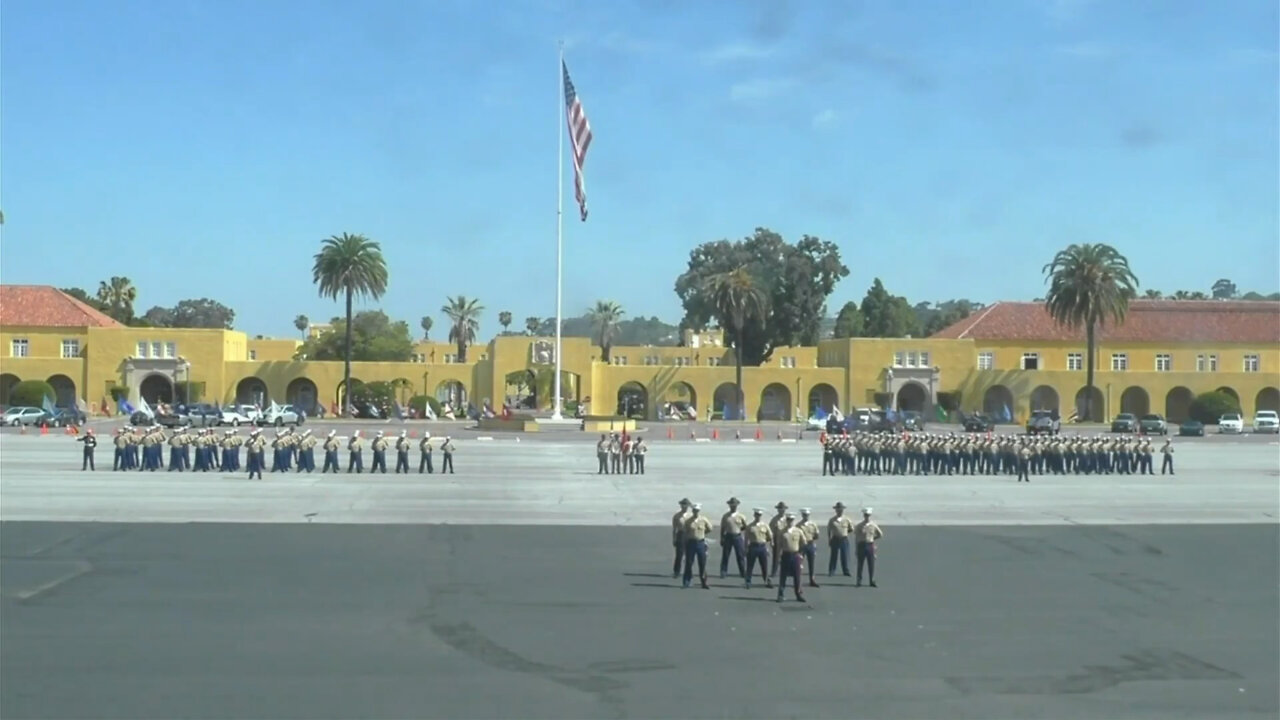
[671,498,884,603]
[78,427,456,477]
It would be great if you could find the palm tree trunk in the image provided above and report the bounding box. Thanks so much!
[457,338,467,363]
[734,323,744,422]
[343,286,354,417]
[600,327,610,362]
[1085,321,1095,422]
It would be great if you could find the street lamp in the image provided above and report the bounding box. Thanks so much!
[795,376,801,424]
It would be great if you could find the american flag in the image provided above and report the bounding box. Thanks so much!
[562,59,593,222]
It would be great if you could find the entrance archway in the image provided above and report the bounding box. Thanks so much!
[286,378,319,415]
[1216,386,1239,402]
[0,373,20,406]
[436,380,467,409]
[140,374,175,405]
[46,374,77,408]
[1074,386,1104,422]
[758,383,792,421]
[661,381,697,420]
[1029,385,1059,413]
[617,382,647,419]
[713,382,739,420]
[505,370,538,409]
[1256,387,1280,413]
[336,378,364,412]
[236,377,269,407]
[982,385,1014,421]
[1164,387,1193,423]
[896,383,927,413]
[807,383,839,414]
[1120,386,1150,416]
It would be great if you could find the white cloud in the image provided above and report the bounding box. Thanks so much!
[811,109,837,128]
[729,78,795,102]
[702,42,774,64]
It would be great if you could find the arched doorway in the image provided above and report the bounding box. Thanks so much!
[391,378,414,406]
[1216,386,1239,403]
[896,383,927,413]
[758,383,792,421]
[982,385,1014,421]
[436,380,467,409]
[617,382,647,419]
[1120,386,1150,416]
[807,383,839,415]
[1074,386,1104,422]
[46,374,77,408]
[236,377,269,407]
[0,373,20,406]
[661,381,697,420]
[140,374,175,405]
[1256,387,1280,413]
[713,382,739,420]
[1029,385,1059,413]
[336,378,364,412]
[286,378,319,415]
[1164,387,1194,423]
[505,370,537,409]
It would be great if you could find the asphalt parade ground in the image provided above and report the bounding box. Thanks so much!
[1,433,1278,719]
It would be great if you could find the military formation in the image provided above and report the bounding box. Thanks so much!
[93,426,456,477]
[821,431,1177,480]
[671,498,883,603]
[595,432,648,474]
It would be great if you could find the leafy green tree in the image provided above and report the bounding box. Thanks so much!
[674,228,848,365]
[140,306,176,327]
[707,266,768,420]
[294,311,412,361]
[498,311,513,334]
[60,287,111,313]
[136,299,235,329]
[832,301,864,338]
[442,295,484,362]
[922,299,978,336]
[1042,243,1139,422]
[524,316,540,335]
[294,314,309,339]
[587,300,625,361]
[1189,391,1241,424]
[10,380,54,408]
[312,233,389,414]
[859,279,920,337]
[1143,289,1163,299]
[96,276,137,324]
[1211,278,1237,299]
[420,316,433,340]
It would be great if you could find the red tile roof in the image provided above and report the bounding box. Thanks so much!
[932,300,1280,344]
[0,285,124,328]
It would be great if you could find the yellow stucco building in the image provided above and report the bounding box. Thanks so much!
[2,285,1278,424]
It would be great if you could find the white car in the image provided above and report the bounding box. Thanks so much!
[218,405,256,426]
[259,404,303,427]
[1253,410,1279,434]
[1218,413,1244,434]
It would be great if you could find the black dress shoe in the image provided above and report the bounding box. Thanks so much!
[869,581,877,588]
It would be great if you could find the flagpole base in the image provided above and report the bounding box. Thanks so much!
[550,412,563,421]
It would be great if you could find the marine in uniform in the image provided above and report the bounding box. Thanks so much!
[1160,439,1174,475]
[853,507,883,587]
[797,508,820,587]
[718,497,747,579]
[418,432,434,473]
[608,434,621,474]
[681,503,713,589]
[776,514,807,603]
[246,429,266,480]
[394,430,411,473]
[347,431,364,473]
[112,429,127,471]
[596,434,609,474]
[299,429,317,473]
[743,509,773,588]
[370,431,389,473]
[768,502,789,578]
[440,437,455,473]
[670,498,691,577]
[168,430,185,472]
[827,502,854,576]
[321,430,340,473]
[78,428,97,470]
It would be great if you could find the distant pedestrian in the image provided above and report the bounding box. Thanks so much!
[854,507,883,587]
[1160,439,1174,475]
[440,436,455,473]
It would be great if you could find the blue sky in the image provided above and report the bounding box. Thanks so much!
[3,0,1277,338]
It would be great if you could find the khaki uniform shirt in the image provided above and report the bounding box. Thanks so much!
[854,519,884,544]
[671,510,690,543]
[779,526,805,554]
[683,515,713,541]
[768,513,788,546]
[828,515,855,539]
[744,520,772,545]
[798,519,820,544]
[720,511,747,537]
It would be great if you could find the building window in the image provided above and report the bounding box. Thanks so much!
[1208,354,1218,372]
[977,352,993,370]
[919,351,930,368]
[1111,353,1128,371]
[1244,354,1259,372]
[11,338,29,357]
[164,342,176,359]
[903,351,916,367]
[61,339,80,358]
[707,357,721,367]
[1067,352,1083,371]
[1195,354,1205,372]
[1155,353,1172,372]
[611,356,628,366]
[1021,352,1040,370]
[248,349,257,361]
[151,341,163,359]
[136,341,148,358]
[781,356,796,368]
[893,351,905,367]
[675,357,690,367]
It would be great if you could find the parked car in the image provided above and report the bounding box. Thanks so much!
[901,411,925,432]
[1178,420,1205,437]
[1110,413,1138,433]
[1139,414,1168,435]
[218,405,255,426]
[1253,410,1279,434]
[259,404,304,427]
[3,406,46,426]
[963,413,996,433]
[180,403,223,428]
[1025,409,1060,436]
[1218,413,1244,434]
[45,407,86,427]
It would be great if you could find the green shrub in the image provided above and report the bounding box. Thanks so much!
[107,385,129,401]
[873,392,893,409]
[1189,391,1241,424]
[408,394,442,418]
[10,380,54,408]
[936,391,962,412]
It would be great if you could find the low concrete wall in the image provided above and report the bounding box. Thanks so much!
[581,416,636,433]
[477,417,540,433]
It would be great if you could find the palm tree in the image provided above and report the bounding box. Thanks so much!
[442,295,484,362]
[1142,289,1162,299]
[525,316,540,336]
[312,233,389,415]
[587,300,625,361]
[706,267,768,421]
[96,276,137,323]
[1042,243,1139,422]
[498,311,513,334]
[293,314,309,339]
[420,316,433,340]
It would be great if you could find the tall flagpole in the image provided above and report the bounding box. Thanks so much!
[552,40,565,420]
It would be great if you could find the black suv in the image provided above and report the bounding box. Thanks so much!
[963,413,996,432]
[1026,409,1060,436]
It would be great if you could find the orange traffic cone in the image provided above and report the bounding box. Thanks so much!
[40,423,48,436]
[64,425,73,435]
[19,424,27,435]
[819,431,827,443]
[667,427,673,440]
[712,428,719,440]
[755,427,763,440]
[409,430,417,438]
